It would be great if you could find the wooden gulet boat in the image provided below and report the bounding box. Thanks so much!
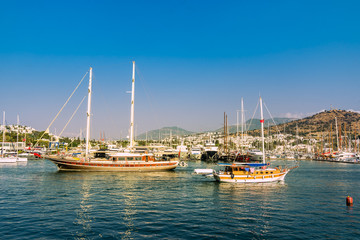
[47,152,178,171]
[213,162,296,183]
[47,63,179,172]
[212,97,297,183]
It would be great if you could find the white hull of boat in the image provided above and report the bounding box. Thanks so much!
[0,157,17,163]
[213,171,289,183]
[16,157,28,162]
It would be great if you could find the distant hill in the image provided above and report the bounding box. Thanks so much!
[216,118,296,133]
[136,126,194,140]
[250,109,360,136]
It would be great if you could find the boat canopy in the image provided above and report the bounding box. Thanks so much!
[218,163,267,167]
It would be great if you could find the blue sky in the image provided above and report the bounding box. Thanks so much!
[1,0,360,138]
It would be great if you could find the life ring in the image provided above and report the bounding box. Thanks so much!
[267,162,270,166]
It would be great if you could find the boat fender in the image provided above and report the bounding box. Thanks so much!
[231,173,234,179]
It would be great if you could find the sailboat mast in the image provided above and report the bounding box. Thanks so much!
[130,61,135,148]
[2,111,5,158]
[236,110,239,138]
[241,97,244,153]
[260,97,265,163]
[17,115,19,158]
[85,67,92,159]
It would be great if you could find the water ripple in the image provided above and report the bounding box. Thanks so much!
[0,160,360,239]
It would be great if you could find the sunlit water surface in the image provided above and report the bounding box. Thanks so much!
[0,160,359,239]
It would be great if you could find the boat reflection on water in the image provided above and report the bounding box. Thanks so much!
[0,161,27,168]
[74,181,93,239]
[0,162,18,168]
[60,170,179,239]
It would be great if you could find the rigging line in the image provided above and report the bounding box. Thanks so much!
[59,95,87,137]
[263,101,282,135]
[246,100,259,132]
[34,71,88,146]
[65,128,85,146]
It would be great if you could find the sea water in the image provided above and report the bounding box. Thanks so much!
[0,160,359,239]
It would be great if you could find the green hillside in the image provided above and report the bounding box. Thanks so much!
[216,118,296,133]
[136,126,194,140]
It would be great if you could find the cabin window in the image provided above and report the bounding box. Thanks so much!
[119,157,125,161]
[265,172,269,174]
[127,157,134,161]
[145,156,148,162]
[135,157,142,161]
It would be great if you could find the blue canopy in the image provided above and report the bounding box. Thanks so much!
[218,163,267,167]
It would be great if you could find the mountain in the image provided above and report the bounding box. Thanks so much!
[250,109,360,136]
[216,118,296,133]
[136,126,194,140]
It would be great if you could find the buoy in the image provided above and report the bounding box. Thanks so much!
[346,196,353,206]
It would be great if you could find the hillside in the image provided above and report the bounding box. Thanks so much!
[216,118,296,133]
[250,109,360,136]
[136,126,194,140]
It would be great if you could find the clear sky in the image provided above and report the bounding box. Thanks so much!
[1,0,360,139]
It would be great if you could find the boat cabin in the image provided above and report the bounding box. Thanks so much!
[223,165,279,175]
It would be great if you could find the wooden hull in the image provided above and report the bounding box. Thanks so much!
[214,170,289,183]
[46,155,178,172]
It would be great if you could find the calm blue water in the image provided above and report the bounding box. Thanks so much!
[0,160,359,239]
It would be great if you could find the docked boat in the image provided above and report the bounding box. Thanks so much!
[196,97,297,183]
[47,63,179,171]
[235,149,264,162]
[213,162,295,183]
[47,152,178,171]
[1,112,26,163]
[201,139,219,161]
[189,147,202,160]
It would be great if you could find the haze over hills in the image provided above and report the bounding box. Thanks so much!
[136,126,194,140]
[135,118,296,140]
[216,118,296,134]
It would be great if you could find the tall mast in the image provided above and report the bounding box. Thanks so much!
[17,115,19,158]
[330,123,333,153]
[85,67,92,159]
[241,97,244,153]
[236,110,239,138]
[130,61,135,148]
[2,111,5,158]
[224,112,226,154]
[226,114,228,154]
[260,97,265,163]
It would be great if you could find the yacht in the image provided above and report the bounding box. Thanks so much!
[47,64,179,171]
[201,140,218,161]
